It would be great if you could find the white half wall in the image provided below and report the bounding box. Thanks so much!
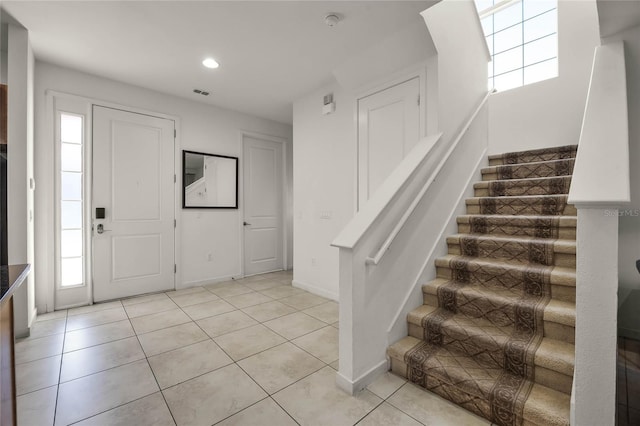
[34,61,292,312]
[487,0,600,155]
[6,22,35,336]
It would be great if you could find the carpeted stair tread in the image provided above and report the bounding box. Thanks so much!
[421,278,576,328]
[457,214,577,239]
[523,383,571,426]
[421,278,576,335]
[448,233,575,252]
[447,234,575,266]
[535,339,574,377]
[387,336,570,426]
[488,145,577,166]
[434,255,576,288]
[474,175,572,197]
[481,158,575,181]
[465,194,575,216]
[406,304,574,378]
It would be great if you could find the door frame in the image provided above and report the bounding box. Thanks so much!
[239,130,289,277]
[354,63,428,212]
[45,90,182,310]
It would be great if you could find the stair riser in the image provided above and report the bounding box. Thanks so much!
[436,258,576,291]
[474,177,572,198]
[489,147,578,166]
[475,187,568,197]
[448,243,575,268]
[421,294,576,342]
[407,323,573,395]
[434,268,575,303]
[466,202,577,216]
[482,160,575,181]
[458,223,576,239]
[489,153,576,167]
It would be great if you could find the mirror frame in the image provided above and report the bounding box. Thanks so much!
[182,150,239,209]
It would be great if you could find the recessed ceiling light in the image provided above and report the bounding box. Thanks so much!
[202,58,219,69]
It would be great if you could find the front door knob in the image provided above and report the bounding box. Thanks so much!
[96,224,111,234]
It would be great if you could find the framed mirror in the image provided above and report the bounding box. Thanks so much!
[182,150,238,209]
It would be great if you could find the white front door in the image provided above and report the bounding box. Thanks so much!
[243,135,283,276]
[357,77,421,209]
[92,106,175,302]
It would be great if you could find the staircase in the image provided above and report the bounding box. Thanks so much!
[387,145,578,426]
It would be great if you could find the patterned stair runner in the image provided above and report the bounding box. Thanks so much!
[387,145,578,426]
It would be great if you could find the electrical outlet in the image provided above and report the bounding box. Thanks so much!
[311,258,316,266]
[207,253,213,262]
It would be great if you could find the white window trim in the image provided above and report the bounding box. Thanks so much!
[478,0,521,19]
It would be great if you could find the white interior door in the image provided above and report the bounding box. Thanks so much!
[357,77,421,209]
[92,106,175,302]
[243,135,283,276]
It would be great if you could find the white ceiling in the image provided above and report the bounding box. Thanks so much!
[597,0,640,38]
[3,1,433,124]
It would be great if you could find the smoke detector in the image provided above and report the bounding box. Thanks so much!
[325,14,341,27]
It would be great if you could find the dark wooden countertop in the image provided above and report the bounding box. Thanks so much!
[0,264,30,305]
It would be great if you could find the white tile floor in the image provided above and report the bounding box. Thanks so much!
[16,270,489,426]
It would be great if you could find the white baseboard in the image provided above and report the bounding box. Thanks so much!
[292,279,339,301]
[180,275,238,289]
[335,359,389,395]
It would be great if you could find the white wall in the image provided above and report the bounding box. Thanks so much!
[34,62,292,312]
[292,82,356,300]
[1,50,7,84]
[292,16,436,300]
[487,0,600,155]
[6,22,35,335]
[421,0,489,143]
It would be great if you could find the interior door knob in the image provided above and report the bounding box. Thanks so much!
[243,221,251,226]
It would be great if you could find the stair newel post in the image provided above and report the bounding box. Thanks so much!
[570,208,619,426]
[335,245,373,395]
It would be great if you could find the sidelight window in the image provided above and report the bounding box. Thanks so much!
[59,113,85,287]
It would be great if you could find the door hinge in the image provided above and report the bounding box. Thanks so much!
[174,219,177,228]
[174,129,177,138]
[417,95,421,106]
[174,174,176,183]
[174,264,177,273]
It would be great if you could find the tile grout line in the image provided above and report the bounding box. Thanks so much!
[51,312,68,426]
[379,382,431,426]
[123,302,179,426]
